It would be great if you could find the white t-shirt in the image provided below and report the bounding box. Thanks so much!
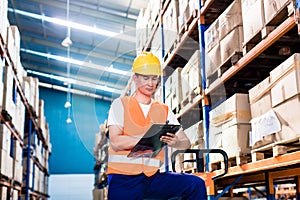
[107,97,180,127]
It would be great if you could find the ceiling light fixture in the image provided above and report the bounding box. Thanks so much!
[26,69,123,94]
[62,0,72,47]
[61,36,72,47]
[21,48,131,76]
[8,8,135,43]
[64,0,72,124]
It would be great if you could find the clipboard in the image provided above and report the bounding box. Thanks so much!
[127,124,181,158]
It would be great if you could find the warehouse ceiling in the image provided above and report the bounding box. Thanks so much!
[7,0,148,100]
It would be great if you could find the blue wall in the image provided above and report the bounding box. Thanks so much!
[39,87,111,174]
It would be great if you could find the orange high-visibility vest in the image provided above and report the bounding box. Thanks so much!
[107,96,168,177]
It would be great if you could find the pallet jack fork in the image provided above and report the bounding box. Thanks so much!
[171,149,229,199]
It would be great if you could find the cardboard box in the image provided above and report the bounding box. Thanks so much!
[218,0,243,41]
[273,95,300,141]
[166,67,183,111]
[205,44,221,79]
[220,26,244,65]
[264,0,291,25]
[0,148,13,178]
[13,159,23,184]
[184,120,204,146]
[249,76,272,118]
[250,109,280,147]
[11,189,18,200]
[209,124,251,162]
[251,95,300,149]
[204,19,219,51]
[2,65,16,117]
[178,0,189,15]
[23,76,40,112]
[6,25,20,67]
[163,0,179,54]
[0,56,3,83]
[0,186,7,200]
[170,68,183,100]
[0,125,11,151]
[181,50,201,97]
[0,83,3,109]
[270,53,300,107]
[0,0,8,41]
[210,93,251,130]
[241,0,265,44]
[187,50,201,94]
[149,0,161,26]
[178,2,191,31]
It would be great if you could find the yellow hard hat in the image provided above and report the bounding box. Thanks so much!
[132,52,161,75]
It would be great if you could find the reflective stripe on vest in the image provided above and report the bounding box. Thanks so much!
[108,154,162,167]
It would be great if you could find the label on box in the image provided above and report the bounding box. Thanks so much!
[250,109,281,146]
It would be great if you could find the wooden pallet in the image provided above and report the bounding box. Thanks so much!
[206,51,243,87]
[251,136,300,162]
[0,173,10,182]
[242,26,277,55]
[178,9,199,39]
[180,90,199,108]
[209,153,251,171]
[183,167,197,174]
[163,38,179,63]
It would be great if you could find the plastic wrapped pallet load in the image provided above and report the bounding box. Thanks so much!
[209,93,251,163]
[250,53,300,148]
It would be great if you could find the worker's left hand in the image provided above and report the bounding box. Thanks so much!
[160,133,178,147]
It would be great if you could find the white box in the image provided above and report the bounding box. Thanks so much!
[220,26,244,65]
[0,125,11,151]
[219,0,243,41]
[11,189,18,200]
[205,44,221,79]
[13,159,23,184]
[204,19,219,51]
[3,65,16,116]
[209,124,251,162]
[249,76,272,118]
[264,0,291,25]
[0,148,13,178]
[184,120,204,146]
[163,0,179,54]
[186,50,201,94]
[270,53,300,107]
[0,0,8,40]
[0,186,7,200]
[241,0,265,44]
[209,93,251,129]
[273,95,300,141]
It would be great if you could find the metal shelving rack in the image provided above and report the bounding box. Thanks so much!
[0,33,50,200]
[141,0,300,199]
[197,0,300,199]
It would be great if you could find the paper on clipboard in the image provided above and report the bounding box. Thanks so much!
[127,124,181,158]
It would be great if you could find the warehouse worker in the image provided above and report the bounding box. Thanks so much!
[107,52,207,199]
